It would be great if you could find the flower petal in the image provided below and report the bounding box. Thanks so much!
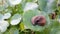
[10,14,21,25]
[24,2,38,11]
[3,13,11,19]
[8,0,22,6]
[0,26,7,32]
[0,21,9,27]
[0,20,9,32]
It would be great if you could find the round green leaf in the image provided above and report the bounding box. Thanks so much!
[23,10,51,31]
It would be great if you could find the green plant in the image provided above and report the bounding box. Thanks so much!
[0,0,60,34]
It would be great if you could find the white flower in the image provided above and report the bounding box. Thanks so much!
[24,2,38,11]
[0,20,9,32]
[10,14,21,25]
[0,13,9,32]
[8,0,22,6]
[3,13,11,19]
[0,26,7,32]
[1,21,9,27]
[0,13,11,20]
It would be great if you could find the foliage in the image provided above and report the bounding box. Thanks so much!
[0,0,60,34]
